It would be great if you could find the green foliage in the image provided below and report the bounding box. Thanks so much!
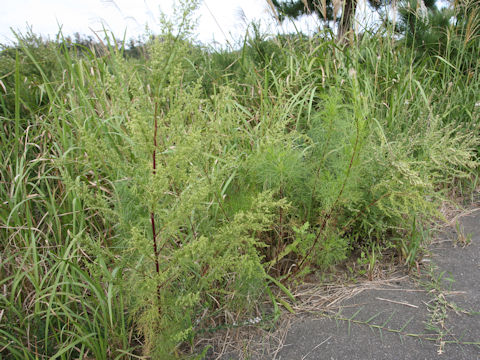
[398,0,451,53]
[0,32,61,118]
[1,1,479,358]
[398,0,480,70]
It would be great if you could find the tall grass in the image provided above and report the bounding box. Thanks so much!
[1,2,479,358]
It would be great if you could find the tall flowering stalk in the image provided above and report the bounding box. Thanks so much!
[151,102,161,309]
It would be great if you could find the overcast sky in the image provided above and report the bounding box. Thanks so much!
[0,0,378,47]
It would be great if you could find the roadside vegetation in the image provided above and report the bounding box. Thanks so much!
[1,1,479,358]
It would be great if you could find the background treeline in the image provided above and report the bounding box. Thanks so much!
[1,1,479,358]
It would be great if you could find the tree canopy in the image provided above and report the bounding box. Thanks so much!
[269,0,438,39]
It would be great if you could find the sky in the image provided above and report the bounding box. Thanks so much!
[0,0,380,47]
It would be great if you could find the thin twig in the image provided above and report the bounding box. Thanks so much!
[301,336,332,360]
[375,297,419,308]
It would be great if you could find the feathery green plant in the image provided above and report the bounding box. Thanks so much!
[1,1,479,357]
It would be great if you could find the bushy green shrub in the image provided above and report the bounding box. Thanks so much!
[1,1,479,358]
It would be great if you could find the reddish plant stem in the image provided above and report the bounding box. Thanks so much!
[151,102,161,308]
[289,117,361,280]
[150,212,160,275]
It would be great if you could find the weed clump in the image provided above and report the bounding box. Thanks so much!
[1,1,479,358]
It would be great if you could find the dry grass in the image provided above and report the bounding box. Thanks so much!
[196,198,480,359]
[195,268,422,359]
[193,317,291,359]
